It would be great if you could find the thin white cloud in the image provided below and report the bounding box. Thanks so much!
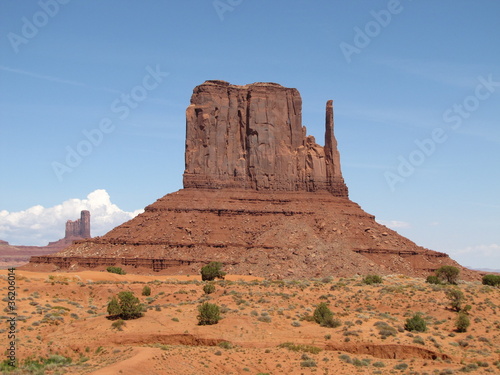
[376,220,411,229]
[0,189,143,246]
[455,243,500,256]
[0,65,122,94]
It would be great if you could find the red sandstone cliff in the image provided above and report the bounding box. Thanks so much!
[184,81,348,196]
[26,81,478,280]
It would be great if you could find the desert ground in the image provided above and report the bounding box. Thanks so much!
[1,269,499,375]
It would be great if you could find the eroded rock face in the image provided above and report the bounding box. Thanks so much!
[183,80,348,197]
[65,210,91,239]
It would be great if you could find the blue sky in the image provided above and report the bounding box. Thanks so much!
[1,0,499,270]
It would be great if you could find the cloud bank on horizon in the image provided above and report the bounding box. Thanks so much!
[0,189,143,246]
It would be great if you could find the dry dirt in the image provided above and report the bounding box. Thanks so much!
[0,269,499,375]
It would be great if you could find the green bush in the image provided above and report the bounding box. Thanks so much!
[435,265,460,284]
[142,285,151,296]
[107,291,144,320]
[445,288,465,312]
[107,296,121,317]
[456,312,470,333]
[404,314,427,332]
[106,266,126,275]
[362,275,383,285]
[426,275,441,285]
[482,274,500,286]
[313,302,341,328]
[197,302,221,325]
[203,283,216,294]
[200,262,226,281]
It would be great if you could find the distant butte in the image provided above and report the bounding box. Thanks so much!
[26,81,478,280]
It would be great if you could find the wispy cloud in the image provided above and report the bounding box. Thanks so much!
[371,57,498,89]
[0,65,122,94]
[376,220,411,229]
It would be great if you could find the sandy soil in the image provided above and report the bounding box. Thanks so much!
[0,269,498,374]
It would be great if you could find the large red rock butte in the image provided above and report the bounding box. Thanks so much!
[27,81,477,279]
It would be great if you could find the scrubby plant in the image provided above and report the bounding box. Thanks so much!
[362,275,383,285]
[111,319,126,331]
[426,275,441,285]
[203,283,216,294]
[404,313,427,332]
[107,291,144,320]
[456,312,470,333]
[197,302,221,325]
[445,288,465,312]
[313,302,341,328]
[482,274,500,286]
[435,265,460,284]
[107,296,121,317]
[200,262,226,281]
[106,266,126,275]
[142,285,151,296]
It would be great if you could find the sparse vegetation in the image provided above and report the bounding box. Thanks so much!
[426,275,441,285]
[405,313,427,332]
[197,302,221,325]
[106,266,126,275]
[456,312,470,332]
[445,288,465,312]
[278,342,322,354]
[313,302,341,328]
[200,262,226,281]
[362,274,383,285]
[203,283,216,294]
[142,285,151,296]
[435,265,460,284]
[107,291,144,319]
[482,274,500,286]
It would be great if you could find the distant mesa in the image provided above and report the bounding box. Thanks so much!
[0,210,91,269]
[26,81,479,280]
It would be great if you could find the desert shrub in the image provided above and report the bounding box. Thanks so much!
[218,341,233,349]
[106,266,126,275]
[426,275,441,285]
[107,296,121,317]
[456,312,470,333]
[107,291,144,320]
[197,302,221,325]
[394,362,408,370]
[362,275,383,285]
[405,314,427,332]
[313,302,341,328]
[200,262,226,281]
[373,361,385,368]
[436,266,460,284]
[278,342,322,354]
[203,283,216,294]
[111,319,126,330]
[300,359,317,367]
[142,285,151,296]
[445,288,465,312]
[482,274,500,287]
[258,315,272,323]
